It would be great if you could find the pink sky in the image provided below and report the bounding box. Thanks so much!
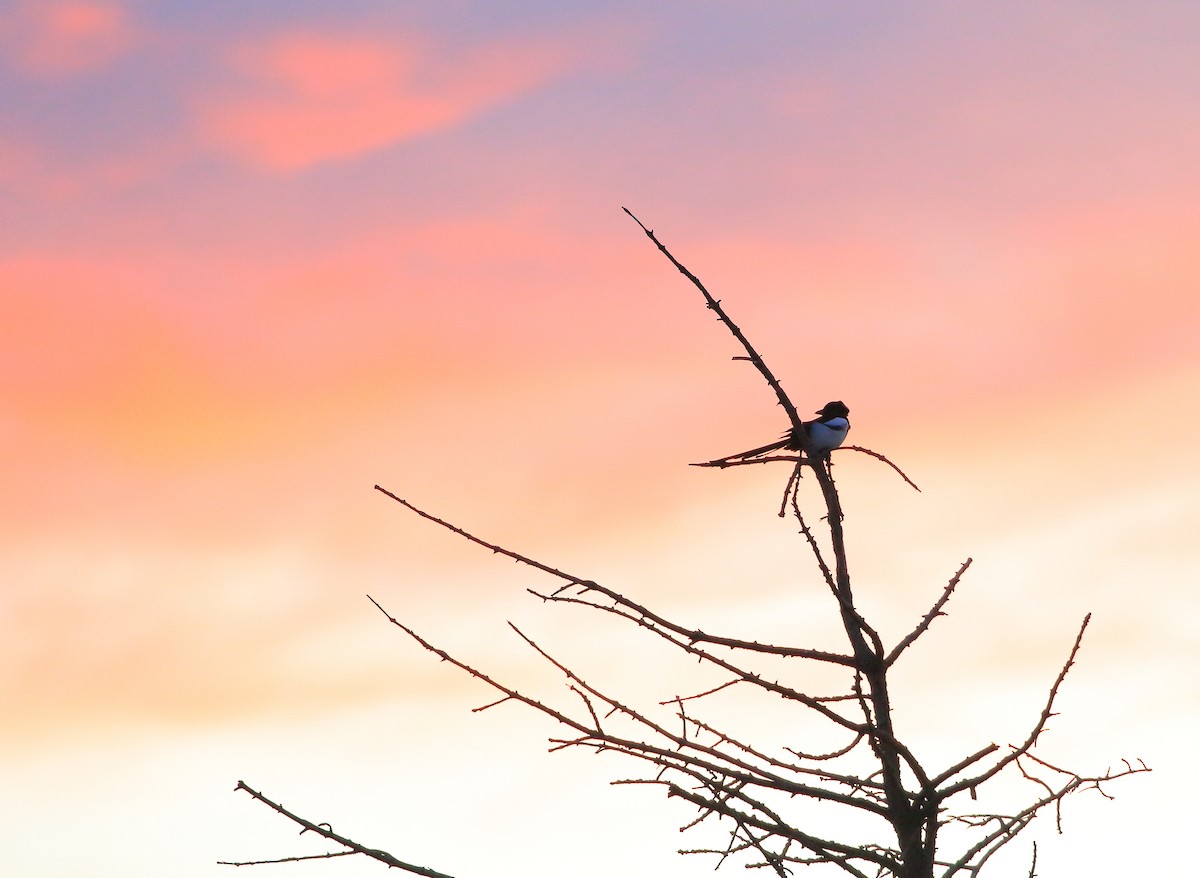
[2,2,1197,876]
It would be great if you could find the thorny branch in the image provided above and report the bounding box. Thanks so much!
[693,445,922,494]
[937,615,1094,797]
[368,600,894,818]
[939,755,1148,877]
[886,559,973,668]
[224,782,456,878]
[623,206,803,432]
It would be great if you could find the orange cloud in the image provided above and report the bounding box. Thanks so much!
[200,31,576,172]
[3,1,136,77]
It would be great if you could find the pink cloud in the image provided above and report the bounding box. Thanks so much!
[199,31,578,172]
[3,1,136,77]
[0,132,182,200]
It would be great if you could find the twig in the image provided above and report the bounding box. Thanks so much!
[886,559,973,667]
[941,615,1092,798]
[624,207,803,431]
[524,586,868,733]
[218,851,356,866]
[368,596,888,815]
[529,582,857,666]
[691,445,919,496]
[374,485,585,586]
[227,782,456,878]
[842,445,922,492]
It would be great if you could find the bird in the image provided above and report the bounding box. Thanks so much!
[712,401,850,463]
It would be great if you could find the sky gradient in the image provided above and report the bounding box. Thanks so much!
[3,2,1197,875]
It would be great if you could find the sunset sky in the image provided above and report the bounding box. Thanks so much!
[3,2,1197,875]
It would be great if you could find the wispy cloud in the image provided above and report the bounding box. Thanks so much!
[2,1,137,77]
[198,30,582,173]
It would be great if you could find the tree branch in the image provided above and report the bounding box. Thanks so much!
[941,615,1091,799]
[842,446,922,492]
[623,206,803,431]
[530,581,857,666]
[369,596,891,817]
[227,782,456,878]
[526,585,869,734]
[886,559,973,668]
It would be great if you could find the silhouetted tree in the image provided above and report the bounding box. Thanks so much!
[223,211,1147,878]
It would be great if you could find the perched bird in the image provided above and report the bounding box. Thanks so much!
[715,401,850,462]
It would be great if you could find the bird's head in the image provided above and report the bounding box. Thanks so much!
[816,401,849,418]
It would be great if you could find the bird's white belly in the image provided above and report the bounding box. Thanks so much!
[807,417,849,452]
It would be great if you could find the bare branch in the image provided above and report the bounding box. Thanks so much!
[227,782,456,878]
[218,851,356,866]
[674,711,884,795]
[941,614,1092,799]
[690,445,919,497]
[636,772,886,878]
[841,446,922,492]
[661,677,742,706]
[928,744,1000,791]
[505,620,892,815]
[369,595,891,818]
[374,485,585,585]
[374,486,856,669]
[624,206,803,431]
[664,779,893,874]
[526,585,869,735]
[227,215,1146,878]
[530,581,857,666]
[789,481,837,592]
[886,559,973,668]
[939,756,1148,877]
[785,731,868,763]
